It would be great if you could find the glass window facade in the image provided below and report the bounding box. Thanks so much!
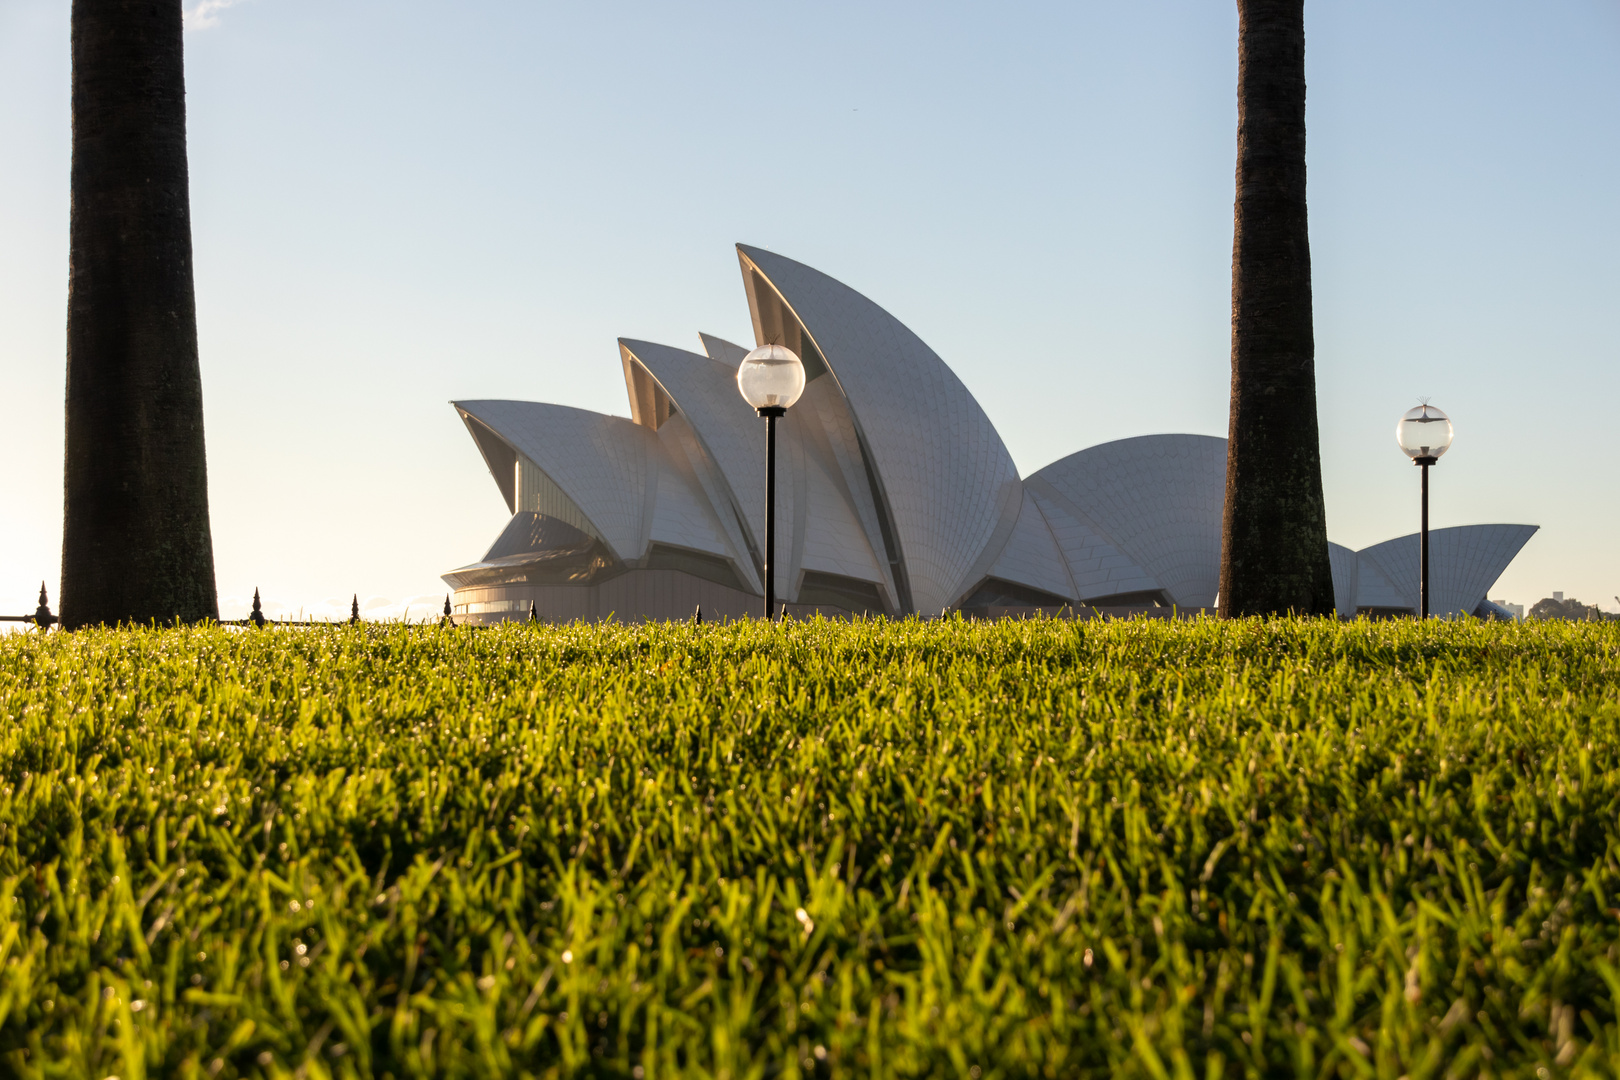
[515,454,602,541]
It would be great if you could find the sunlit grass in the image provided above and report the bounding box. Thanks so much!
[1,616,1618,1078]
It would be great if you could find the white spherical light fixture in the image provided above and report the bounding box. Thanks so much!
[736,344,806,412]
[1395,403,1454,463]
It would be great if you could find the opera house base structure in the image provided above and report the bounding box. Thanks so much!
[444,246,1536,625]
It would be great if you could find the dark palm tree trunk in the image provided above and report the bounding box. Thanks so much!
[1218,0,1335,617]
[62,0,218,628]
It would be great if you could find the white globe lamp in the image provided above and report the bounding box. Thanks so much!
[736,344,806,412]
[1396,404,1454,463]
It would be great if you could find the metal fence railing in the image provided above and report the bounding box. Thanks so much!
[1,585,456,630]
[0,584,58,629]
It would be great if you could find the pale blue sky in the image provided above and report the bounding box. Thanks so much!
[1,0,1616,619]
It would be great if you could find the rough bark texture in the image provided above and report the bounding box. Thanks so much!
[1218,0,1335,617]
[62,0,218,628]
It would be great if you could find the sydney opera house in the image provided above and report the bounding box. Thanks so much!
[444,246,1535,623]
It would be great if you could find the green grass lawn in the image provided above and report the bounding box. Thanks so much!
[2,617,1619,1079]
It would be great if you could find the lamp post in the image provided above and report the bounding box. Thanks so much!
[1395,404,1454,619]
[736,344,806,619]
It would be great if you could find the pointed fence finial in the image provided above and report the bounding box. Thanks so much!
[528,600,538,622]
[34,582,56,630]
[350,594,360,625]
[250,587,267,628]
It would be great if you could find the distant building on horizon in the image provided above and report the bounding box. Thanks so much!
[1491,599,1526,620]
[444,245,1538,624]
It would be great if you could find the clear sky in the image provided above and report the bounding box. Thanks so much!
[2,0,1616,621]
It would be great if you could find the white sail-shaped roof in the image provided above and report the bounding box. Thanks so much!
[619,340,764,554]
[647,414,742,563]
[1026,435,1226,608]
[617,337,889,603]
[446,249,1539,625]
[788,378,894,603]
[981,490,1078,603]
[1327,541,1360,618]
[738,245,1022,615]
[1023,485,1161,603]
[792,409,890,596]
[699,333,749,368]
[455,400,653,562]
[1355,524,1539,617]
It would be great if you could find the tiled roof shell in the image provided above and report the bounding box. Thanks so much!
[445,249,1537,620]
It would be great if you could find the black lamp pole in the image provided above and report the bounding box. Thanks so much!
[759,405,785,620]
[1415,454,1436,618]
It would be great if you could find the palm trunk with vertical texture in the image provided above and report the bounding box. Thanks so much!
[62,0,218,628]
[1218,0,1335,617]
